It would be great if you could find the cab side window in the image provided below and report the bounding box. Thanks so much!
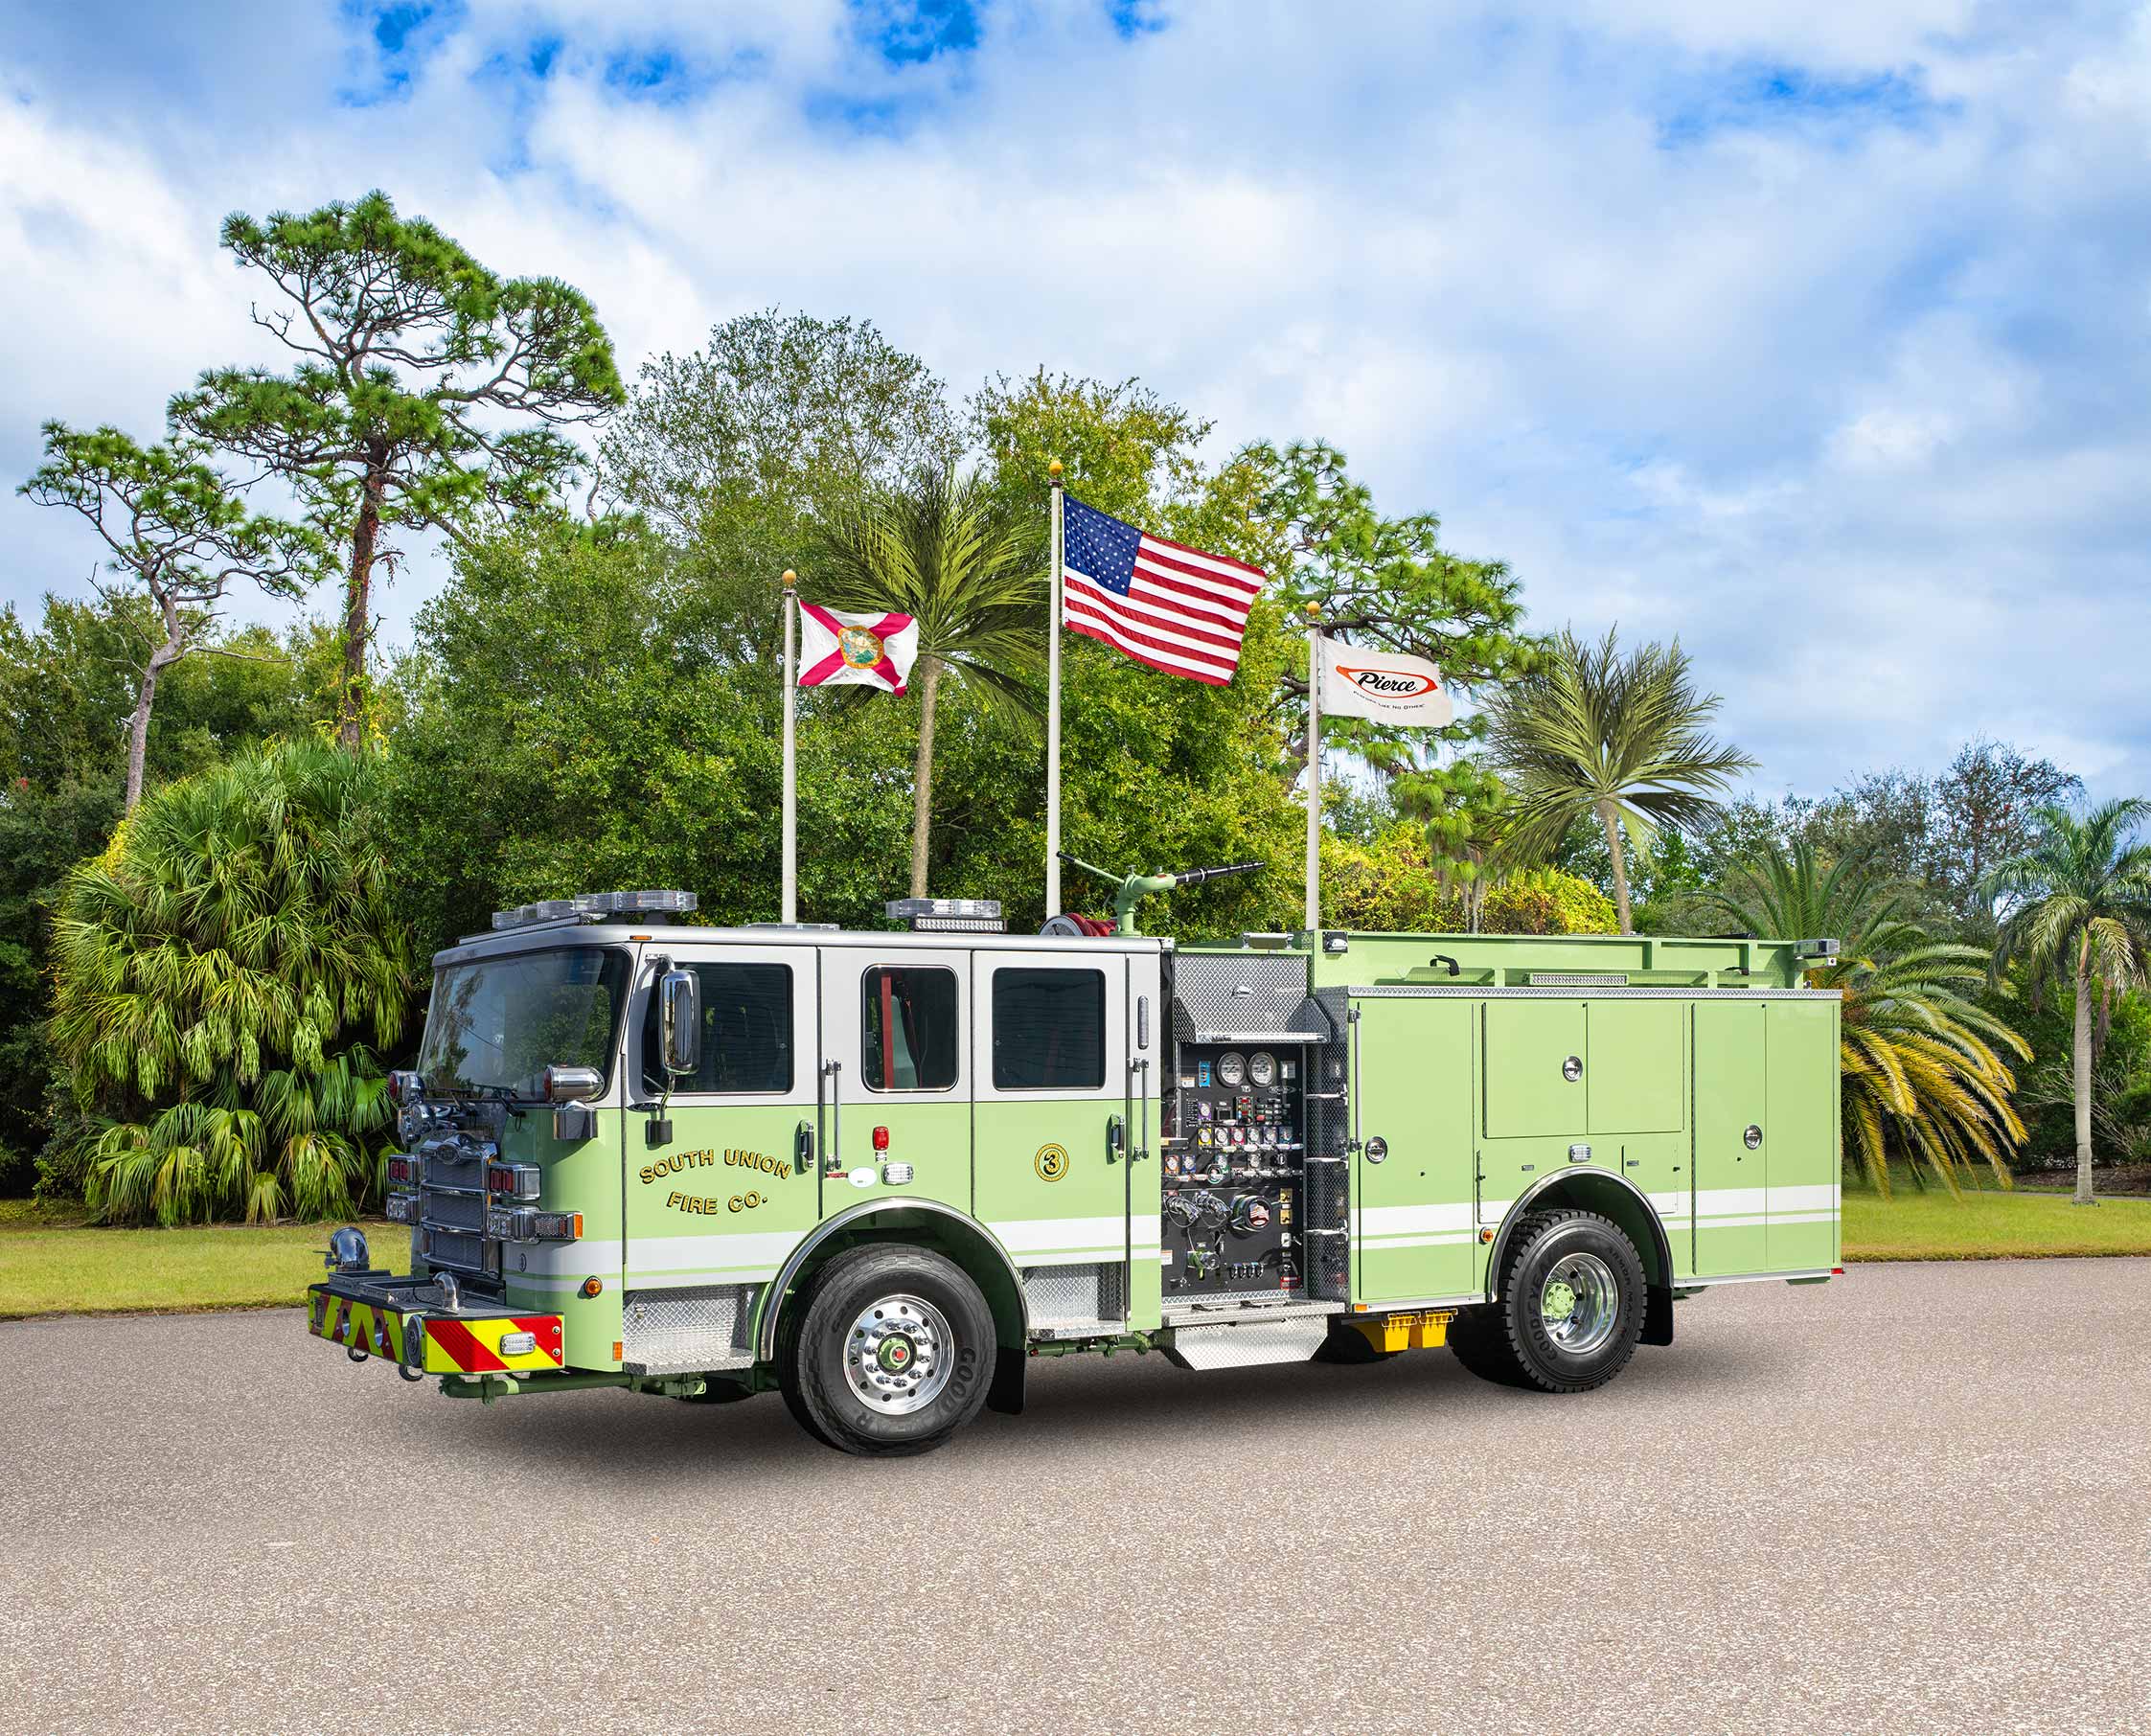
[642,962,793,1094]
[993,968,1107,1090]
[861,966,959,1091]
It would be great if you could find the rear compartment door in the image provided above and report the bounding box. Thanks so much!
[1766,1000,1839,1271]
[1351,995,1476,1304]
[1693,1000,1769,1274]
[972,949,1147,1330]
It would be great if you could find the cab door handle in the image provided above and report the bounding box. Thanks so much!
[1106,1114,1124,1165]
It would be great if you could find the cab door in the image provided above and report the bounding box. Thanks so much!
[624,944,821,1291]
[822,947,973,1212]
[971,948,1151,1330]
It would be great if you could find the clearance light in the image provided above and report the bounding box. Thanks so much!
[872,1126,890,1153]
[1479,1228,1495,1244]
[486,1207,583,1244]
[1832,1267,1845,1275]
[580,1276,604,1298]
[486,1162,542,1200]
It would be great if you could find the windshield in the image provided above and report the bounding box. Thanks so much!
[417,947,631,1096]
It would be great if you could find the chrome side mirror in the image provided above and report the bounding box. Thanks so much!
[659,967,700,1077]
[543,1064,604,1104]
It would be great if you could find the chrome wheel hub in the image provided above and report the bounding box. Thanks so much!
[1540,1251,1618,1357]
[843,1293,952,1414]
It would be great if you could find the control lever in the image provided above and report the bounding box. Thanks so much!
[1057,853,1266,936]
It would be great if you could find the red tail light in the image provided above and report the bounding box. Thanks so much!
[873,1126,890,1152]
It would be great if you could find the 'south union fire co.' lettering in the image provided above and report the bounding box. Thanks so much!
[638,1148,791,1186]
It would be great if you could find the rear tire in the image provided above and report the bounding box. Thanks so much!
[779,1245,995,1456]
[1450,1209,1645,1393]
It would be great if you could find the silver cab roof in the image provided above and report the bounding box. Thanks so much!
[434,920,1174,970]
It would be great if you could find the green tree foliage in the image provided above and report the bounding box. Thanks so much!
[19,423,319,809]
[812,468,1044,897]
[1986,801,2151,1204]
[0,598,338,1193]
[1317,827,1616,934]
[1707,840,2028,1195]
[384,518,922,947]
[171,190,625,749]
[601,310,958,657]
[48,742,413,1223]
[1486,627,1756,933]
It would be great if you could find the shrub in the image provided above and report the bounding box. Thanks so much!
[48,742,413,1223]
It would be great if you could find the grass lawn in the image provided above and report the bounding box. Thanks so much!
[1843,1176,2151,1261]
[0,1199,405,1320]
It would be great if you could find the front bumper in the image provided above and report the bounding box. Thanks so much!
[308,1273,564,1375]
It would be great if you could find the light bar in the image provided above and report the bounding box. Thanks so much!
[492,889,698,931]
[885,897,1004,933]
[1794,938,1842,959]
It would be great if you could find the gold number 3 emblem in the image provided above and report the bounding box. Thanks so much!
[1034,1145,1069,1182]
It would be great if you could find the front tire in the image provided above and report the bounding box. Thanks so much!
[1451,1209,1645,1393]
[779,1245,995,1456]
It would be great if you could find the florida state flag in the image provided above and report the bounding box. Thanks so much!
[797,605,920,695]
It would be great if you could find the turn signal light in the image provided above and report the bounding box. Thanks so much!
[486,1162,542,1200]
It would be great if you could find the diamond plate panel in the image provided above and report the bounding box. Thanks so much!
[1164,1314,1329,1369]
[1022,1263,1123,1327]
[1171,953,1328,1041]
[622,1285,759,1374]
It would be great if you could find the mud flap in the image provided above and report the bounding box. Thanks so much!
[987,1343,1026,1415]
[1642,1284,1675,1347]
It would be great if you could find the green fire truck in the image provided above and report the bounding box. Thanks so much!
[309,877,1843,1456]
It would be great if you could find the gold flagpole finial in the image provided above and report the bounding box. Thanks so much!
[1306,602,1321,620]
[782,569,796,589]
[1047,458,1063,481]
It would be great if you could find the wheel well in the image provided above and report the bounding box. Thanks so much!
[754,1203,1027,1367]
[1487,1172,1673,1296]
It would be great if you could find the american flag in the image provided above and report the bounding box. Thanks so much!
[1061,494,1265,685]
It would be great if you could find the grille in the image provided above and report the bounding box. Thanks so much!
[423,1227,490,1274]
[423,1191,487,1233]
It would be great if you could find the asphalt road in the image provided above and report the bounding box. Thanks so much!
[3,1260,2146,1736]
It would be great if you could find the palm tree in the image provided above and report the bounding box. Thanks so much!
[48,741,414,1223]
[1984,800,2151,1205]
[1484,627,1754,933]
[812,468,1043,898]
[1706,839,2028,1196]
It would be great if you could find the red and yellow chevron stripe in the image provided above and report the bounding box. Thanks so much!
[309,1289,562,1373]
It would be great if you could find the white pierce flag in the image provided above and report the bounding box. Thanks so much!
[1316,637,1454,727]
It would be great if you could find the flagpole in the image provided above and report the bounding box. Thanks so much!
[781,569,797,925]
[1045,459,1064,918]
[1304,602,1321,935]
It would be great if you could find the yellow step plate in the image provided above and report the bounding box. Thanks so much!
[1349,1309,1455,1354]
[308,1290,564,1373]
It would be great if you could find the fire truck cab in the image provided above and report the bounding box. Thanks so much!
[309,891,1842,1456]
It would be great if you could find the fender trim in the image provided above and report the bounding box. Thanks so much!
[1484,1168,1675,1300]
[751,1197,1031,1363]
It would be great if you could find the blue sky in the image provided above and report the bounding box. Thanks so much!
[2,0,2146,802]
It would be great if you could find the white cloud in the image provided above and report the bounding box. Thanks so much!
[0,0,2146,805]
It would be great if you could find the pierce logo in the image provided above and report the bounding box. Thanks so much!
[1336,665,1441,698]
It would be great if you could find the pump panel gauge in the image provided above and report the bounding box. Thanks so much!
[1216,1051,1247,1088]
[1247,1050,1277,1088]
